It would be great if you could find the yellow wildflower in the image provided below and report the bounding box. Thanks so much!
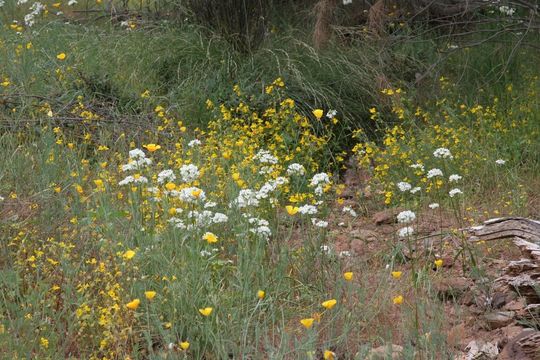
[343,272,353,281]
[300,318,314,329]
[126,299,140,310]
[145,291,157,300]
[321,299,337,309]
[199,307,213,316]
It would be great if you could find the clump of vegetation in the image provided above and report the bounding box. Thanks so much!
[1,0,539,358]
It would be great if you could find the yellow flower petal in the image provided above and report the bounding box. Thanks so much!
[321,299,337,309]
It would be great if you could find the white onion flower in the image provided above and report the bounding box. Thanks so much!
[449,188,463,197]
[397,210,416,223]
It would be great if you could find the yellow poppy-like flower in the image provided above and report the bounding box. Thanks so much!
[126,299,140,310]
[179,341,190,350]
[145,291,157,300]
[434,259,443,268]
[143,143,161,152]
[123,250,136,260]
[285,205,299,215]
[165,182,176,191]
[56,52,66,60]
[321,299,337,309]
[312,109,324,119]
[300,318,314,329]
[202,232,218,244]
[191,189,202,198]
[199,307,213,316]
[343,272,353,281]
[323,350,336,360]
[257,290,265,299]
[393,295,404,305]
[391,271,402,279]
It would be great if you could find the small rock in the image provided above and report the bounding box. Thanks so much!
[435,277,473,300]
[484,311,515,330]
[498,329,540,360]
[461,340,499,359]
[492,291,508,309]
[503,298,526,312]
[350,229,380,242]
[372,208,401,225]
[368,344,404,359]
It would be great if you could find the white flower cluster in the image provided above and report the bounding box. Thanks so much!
[188,139,201,147]
[157,169,176,184]
[397,210,416,223]
[176,187,205,203]
[24,2,45,27]
[342,206,357,217]
[247,216,272,239]
[233,189,260,208]
[449,188,463,197]
[179,164,200,183]
[118,175,148,186]
[298,204,318,215]
[427,168,443,179]
[433,147,453,159]
[253,149,278,165]
[410,163,425,171]
[397,226,414,237]
[186,210,228,229]
[495,159,506,165]
[286,163,306,176]
[429,203,440,209]
[326,109,337,119]
[311,218,329,228]
[397,181,411,192]
[257,177,288,200]
[121,148,152,171]
[498,6,515,16]
[310,172,330,196]
[449,174,462,182]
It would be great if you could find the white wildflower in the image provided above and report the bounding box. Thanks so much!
[68,0,77,5]
[433,148,453,159]
[298,204,318,215]
[427,168,443,178]
[157,169,176,184]
[286,163,306,176]
[397,181,412,192]
[397,226,415,237]
[233,189,260,208]
[397,210,416,223]
[253,149,278,164]
[310,172,330,196]
[449,188,463,197]
[429,203,440,209]
[177,187,205,203]
[449,174,462,182]
[326,109,337,119]
[179,164,200,183]
[410,187,421,194]
[495,159,506,165]
[188,139,201,147]
[342,206,357,217]
[339,251,352,257]
[410,163,425,171]
[320,245,331,254]
[498,6,515,16]
[311,218,329,228]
